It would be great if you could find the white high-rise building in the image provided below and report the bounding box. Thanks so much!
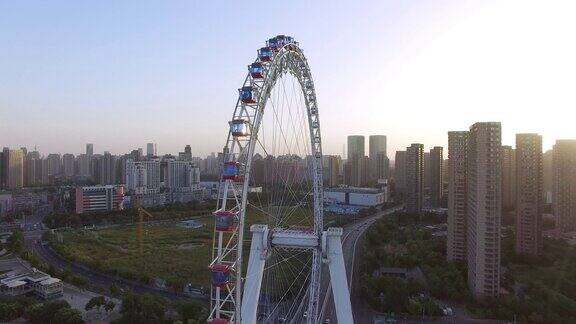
[166,160,200,192]
[125,160,161,194]
[466,122,501,299]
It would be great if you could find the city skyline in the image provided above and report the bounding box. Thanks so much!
[2,1,576,156]
[2,2,576,322]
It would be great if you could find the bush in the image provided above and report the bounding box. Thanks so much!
[25,299,83,324]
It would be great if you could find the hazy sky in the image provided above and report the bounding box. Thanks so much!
[1,0,575,157]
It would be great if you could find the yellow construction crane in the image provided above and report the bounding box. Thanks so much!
[133,197,154,257]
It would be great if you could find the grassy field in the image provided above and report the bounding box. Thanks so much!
[47,205,330,289]
[50,215,215,288]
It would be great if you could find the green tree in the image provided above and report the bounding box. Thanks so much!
[53,307,84,324]
[109,283,122,297]
[85,296,106,313]
[25,300,72,324]
[116,291,167,324]
[0,302,20,321]
[175,300,204,322]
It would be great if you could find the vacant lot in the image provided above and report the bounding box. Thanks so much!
[50,215,214,288]
[48,205,328,288]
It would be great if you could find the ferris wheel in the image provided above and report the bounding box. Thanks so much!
[208,35,352,324]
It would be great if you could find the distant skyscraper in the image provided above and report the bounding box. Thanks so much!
[147,143,157,157]
[342,162,352,186]
[179,145,193,161]
[358,156,370,186]
[323,155,341,187]
[347,136,365,160]
[466,122,501,299]
[423,152,431,190]
[25,155,38,187]
[77,154,92,178]
[394,151,407,196]
[369,135,387,181]
[347,136,365,186]
[405,144,424,215]
[369,135,387,159]
[62,153,75,177]
[447,131,468,262]
[86,143,93,156]
[501,146,516,210]
[46,154,62,181]
[515,134,543,255]
[543,149,553,204]
[6,149,24,190]
[552,140,576,232]
[125,160,161,194]
[38,158,49,185]
[375,152,389,181]
[166,160,200,192]
[0,148,7,189]
[100,152,117,185]
[429,147,444,208]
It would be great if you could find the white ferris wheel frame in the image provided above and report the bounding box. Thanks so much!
[208,38,352,324]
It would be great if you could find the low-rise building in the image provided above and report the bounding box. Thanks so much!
[75,185,125,214]
[0,268,63,299]
[324,186,387,207]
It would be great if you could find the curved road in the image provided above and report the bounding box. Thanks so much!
[319,206,403,324]
[33,240,207,301]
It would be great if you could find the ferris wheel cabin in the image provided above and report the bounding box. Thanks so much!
[213,210,236,232]
[208,319,228,324]
[239,86,256,104]
[258,47,272,62]
[222,161,240,181]
[230,119,250,137]
[210,264,231,288]
[249,62,264,79]
[266,37,279,51]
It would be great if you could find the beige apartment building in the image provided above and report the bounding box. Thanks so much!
[515,134,543,255]
[553,140,576,232]
[466,122,501,299]
[405,144,424,215]
[7,149,24,190]
[447,131,468,262]
[429,146,444,208]
[394,151,407,196]
[501,145,516,210]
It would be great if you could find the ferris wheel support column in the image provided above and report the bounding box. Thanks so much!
[240,225,269,324]
[323,228,354,324]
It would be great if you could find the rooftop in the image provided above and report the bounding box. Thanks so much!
[325,187,382,194]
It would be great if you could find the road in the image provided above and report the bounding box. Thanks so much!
[32,239,204,301]
[18,204,207,302]
[319,205,403,324]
